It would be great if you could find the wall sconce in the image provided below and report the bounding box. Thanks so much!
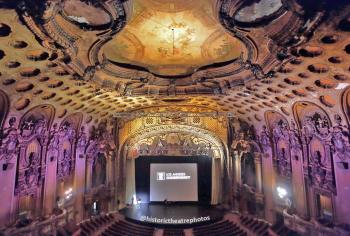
[65,188,73,200]
[277,186,287,199]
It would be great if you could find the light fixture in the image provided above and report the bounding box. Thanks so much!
[65,188,73,200]
[133,194,138,205]
[277,186,287,199]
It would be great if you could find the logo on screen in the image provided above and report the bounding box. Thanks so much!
[157,172,166,181]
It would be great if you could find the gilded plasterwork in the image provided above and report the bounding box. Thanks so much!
[127,132,221,159]
[103,0,244,76]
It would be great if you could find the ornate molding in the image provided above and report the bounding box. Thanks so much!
[122,124,226,160]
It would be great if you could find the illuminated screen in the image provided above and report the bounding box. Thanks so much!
[150,163,198,202]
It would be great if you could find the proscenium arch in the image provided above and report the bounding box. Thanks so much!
[119,124,228,206]
[122,125,226,160]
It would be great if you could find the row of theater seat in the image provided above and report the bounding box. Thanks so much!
[80,214,115,235]
[102,220,155,236]
[240,215,270,236]
[163,228,185,236]
[193,219,247,236]
[271,221,301,236]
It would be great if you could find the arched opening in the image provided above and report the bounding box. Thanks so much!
[55,113,83,212]
[15,105,55,220]
[293,101,335,223]
[119,125,227,207]
[0,89,9,129]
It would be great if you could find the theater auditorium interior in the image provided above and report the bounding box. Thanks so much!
[0,0,350,235]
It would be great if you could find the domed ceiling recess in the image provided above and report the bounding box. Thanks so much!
[14,0,309,97]
[103,0,244,76]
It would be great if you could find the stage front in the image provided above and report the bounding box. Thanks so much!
[120,203,226,227]
[125,155,223,206]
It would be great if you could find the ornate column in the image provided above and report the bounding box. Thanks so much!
[289,122,308,219]
[232,150,241,211]
[330,115,350,224]
[0,117,19,226]
[254,153,263,194]
[259,126,276,223]
[43,124,59,215]
[106,150,117,211]
[73,126,88,222]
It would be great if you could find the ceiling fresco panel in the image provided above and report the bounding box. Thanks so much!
[103,0,244,76]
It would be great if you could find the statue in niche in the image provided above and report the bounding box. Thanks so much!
[273,119,289,141]
[311,151,324,179]
[331,114,350,162]
[0,117,19,162]
[278,147,291,178]
[34,119,46,136]
[259,125,271,152]
[48,123,60,152]
[20,118,46,138]
[77,126,88,150]
[289,122,302,151]
[58,149,72,179]
[302,116,315,141]
[24,152,41,187]
[92,154,106,187]
[66,124,76,141]
[312,113,330,137]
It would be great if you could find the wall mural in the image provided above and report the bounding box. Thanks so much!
[103,0,244,76]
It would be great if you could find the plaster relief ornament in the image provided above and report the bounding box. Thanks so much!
[57,149,72,180]
[259,125,271,153]
[331,115,350,162]
[48,123,60,152]
[272,119,289,141]
[289,121,302,152]
[24,152,41,188]
[77,126,88,151]
[0,117,19,162]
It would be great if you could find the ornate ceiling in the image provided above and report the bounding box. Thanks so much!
[0,0,348,126]
[103,0,244,76]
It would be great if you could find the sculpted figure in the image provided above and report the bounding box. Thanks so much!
[259,125,271,152]
[331,115,350,162]
[0,117,19,162]
[34,119,46,135]
[48,123,60,151]
[77,126,88,150]
[289,122,302,151]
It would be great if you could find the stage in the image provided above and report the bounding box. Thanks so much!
[120,203,226,228]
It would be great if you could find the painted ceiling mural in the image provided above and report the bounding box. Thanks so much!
[103,0,244,76]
